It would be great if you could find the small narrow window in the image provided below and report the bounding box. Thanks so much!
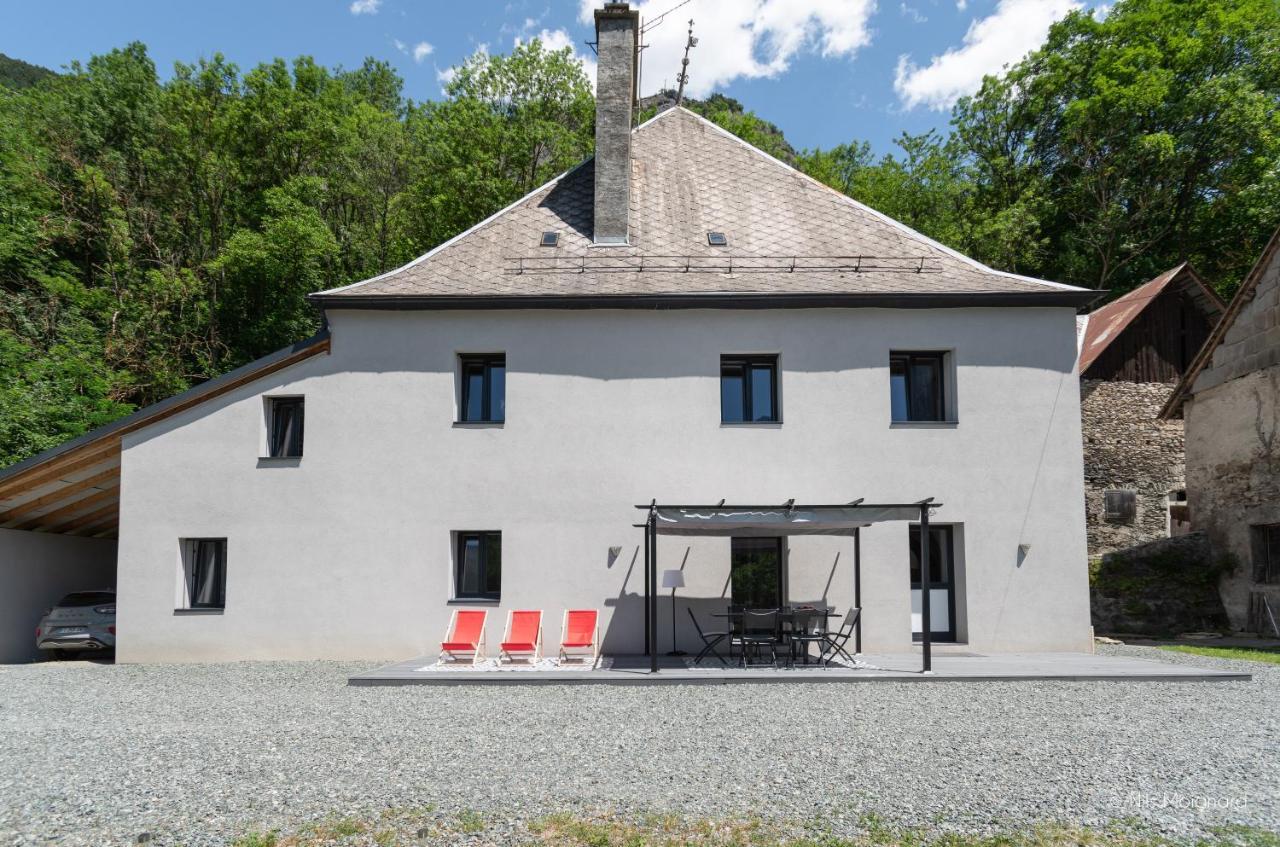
[1103,490,1137,523]
[890,351,947,422]
[1251,524,1280,584]
[540,231,558,247]
[455,531,502,600]
[266,397,304,458]
[459,355,505,423]
[721,355,778,423]
[182,538,227,610]
[707,231,727,246]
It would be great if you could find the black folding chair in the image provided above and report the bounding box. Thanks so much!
[820,607,861,666]
[789,607,831,667]
[686,607,729,667]
[740,609,781,668]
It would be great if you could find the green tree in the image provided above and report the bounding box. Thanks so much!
[402,39,595,249]
[954,0,1280,296]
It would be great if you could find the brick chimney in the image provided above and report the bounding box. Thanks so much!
[592,2,638,245]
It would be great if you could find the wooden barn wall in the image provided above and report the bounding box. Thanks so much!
[1084,288,1215,383]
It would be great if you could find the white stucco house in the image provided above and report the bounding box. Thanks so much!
[0,3,1100,664]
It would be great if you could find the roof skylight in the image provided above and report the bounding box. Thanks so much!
[707,231,727,247]
[540,231,559,247]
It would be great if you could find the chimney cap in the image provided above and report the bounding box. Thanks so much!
[596,2,638,19]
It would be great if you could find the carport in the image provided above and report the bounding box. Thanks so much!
[0,332,330,662]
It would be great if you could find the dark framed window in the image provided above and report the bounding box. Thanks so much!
[266,397,304,458]
[721,355,779,423]
[1252,524,1280,584]
[459,355,505,423]
[455,531,502,600]
[184,538,227,609]
[1103,490,1137,523]
[890,352,947,422]
[730,537,783,608]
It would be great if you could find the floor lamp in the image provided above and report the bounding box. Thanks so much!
[661,569,686,656]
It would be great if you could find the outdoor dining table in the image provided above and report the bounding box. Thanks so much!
[703,608,843,668]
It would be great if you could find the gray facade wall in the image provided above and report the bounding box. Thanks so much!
[0,528,117,663]
[115,307,1092,662]
[1080,380,1185,557]
[1186,238,1280,631]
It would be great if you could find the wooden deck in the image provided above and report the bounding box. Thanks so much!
[348,651,1250,686]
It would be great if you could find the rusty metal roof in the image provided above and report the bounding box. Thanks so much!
[1077,263,1225,374]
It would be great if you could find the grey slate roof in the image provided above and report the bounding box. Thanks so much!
[313,107,1093,307]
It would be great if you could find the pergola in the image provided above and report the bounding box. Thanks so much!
[636,499,941,674]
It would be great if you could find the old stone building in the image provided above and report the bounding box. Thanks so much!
[1077,265,1224,558]
[1163,226,1280,633]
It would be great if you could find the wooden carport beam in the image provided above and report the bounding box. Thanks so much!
[0,441,121,503]
[55,501,120,534]
[13,486,120,532]
[0,466,121,522]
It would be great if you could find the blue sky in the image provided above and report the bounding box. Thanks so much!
[1,0,1090,156]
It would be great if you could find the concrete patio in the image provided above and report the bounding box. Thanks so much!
[348,649,1250,685]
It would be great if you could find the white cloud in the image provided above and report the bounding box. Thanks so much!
[576,0,875,98]
[436,44,488,92]
[412,41,434,62]
[955,0,967,9]
[516,27,598,91]
[894,0,1079,111]
[900,3,927,23]
[349,0,381,15]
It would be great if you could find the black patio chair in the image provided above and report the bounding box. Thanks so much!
[820,607,860,666]
[739,609,781,668]
[789,607,831,667]
[725,604,745,661]
[686,607,729,667]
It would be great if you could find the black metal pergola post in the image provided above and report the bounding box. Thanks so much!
[853,527,862,655]
[647,507,658,673]
[920,500,932,674]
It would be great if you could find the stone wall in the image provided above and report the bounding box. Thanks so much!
[1081,380,1185,558]
[1089,531,1230,636]
[1186,233,1280,632]
[1185,368,1280,630]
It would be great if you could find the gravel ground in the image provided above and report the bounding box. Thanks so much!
[0,644,1275,846]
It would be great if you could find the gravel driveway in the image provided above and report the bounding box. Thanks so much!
[0,645,1274,846]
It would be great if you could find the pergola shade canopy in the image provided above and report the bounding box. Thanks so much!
[639,498,941,674]
[653,505,926,536]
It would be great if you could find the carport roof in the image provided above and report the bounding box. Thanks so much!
[0,331,330,538]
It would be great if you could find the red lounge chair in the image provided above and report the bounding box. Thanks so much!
[499,610,543,664]
[440,609,487,665]
[558,609,600,666]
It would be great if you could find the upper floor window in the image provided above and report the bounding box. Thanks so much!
[265,397,304,458]
[721,355,779,423]
[459,355,505,423]
[455,531,502,600]
[890,351,947,423]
